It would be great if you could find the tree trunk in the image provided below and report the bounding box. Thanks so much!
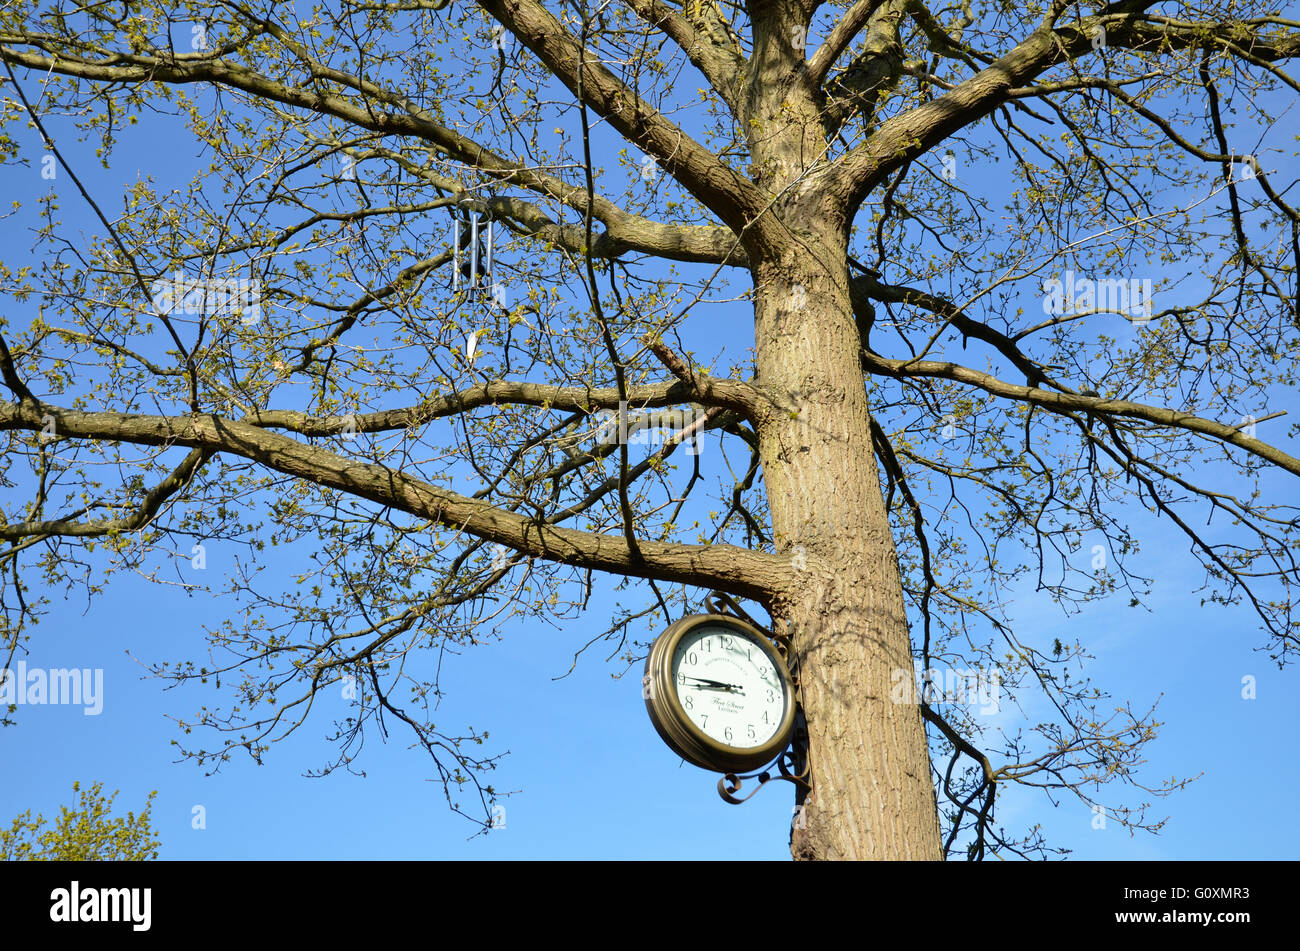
[751,239,942,861]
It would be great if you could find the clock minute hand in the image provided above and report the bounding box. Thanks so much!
[682,675,745,693]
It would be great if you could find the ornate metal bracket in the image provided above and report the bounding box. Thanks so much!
[704,591,811,806]
[717,717,810,804]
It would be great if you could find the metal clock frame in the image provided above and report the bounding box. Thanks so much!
[643,612,797,774]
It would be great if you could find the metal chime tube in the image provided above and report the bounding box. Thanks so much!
[470,214,480,287]
[452,218,463,290]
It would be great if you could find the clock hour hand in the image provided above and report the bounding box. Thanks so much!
[680,675,745,694]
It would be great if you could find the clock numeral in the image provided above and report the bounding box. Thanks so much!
[761,711,770,725]
[699,714,708,728]
[684,694,693,710]
[687,651,699,666]
[702,638,712,653]
[766,689,776,704]
[747,724,756,740]
[720,635,732,649]
[724,726,733,742]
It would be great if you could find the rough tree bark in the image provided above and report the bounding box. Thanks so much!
[728,0,942,860]
[750,239,941,860]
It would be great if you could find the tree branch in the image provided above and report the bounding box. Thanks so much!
[0,399,787,599]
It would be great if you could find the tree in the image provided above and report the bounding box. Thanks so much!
[0,0,1296,860]
[0,781,160,860]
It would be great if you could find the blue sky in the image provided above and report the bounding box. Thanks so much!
[2,5,1298,860]
[4,513,1298,860]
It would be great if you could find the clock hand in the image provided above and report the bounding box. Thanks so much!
[682,675,730,687]
[681,676,745,693]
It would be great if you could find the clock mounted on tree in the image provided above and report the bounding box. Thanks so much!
[643,613,796,773]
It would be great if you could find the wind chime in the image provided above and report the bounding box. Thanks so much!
[450,204,495,296]
[449,200,507,367]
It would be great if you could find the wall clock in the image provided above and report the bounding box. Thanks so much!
[643,613,797,773]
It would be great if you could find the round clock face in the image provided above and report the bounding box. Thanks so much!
[670,624,789,751]
[644,614,796,773]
